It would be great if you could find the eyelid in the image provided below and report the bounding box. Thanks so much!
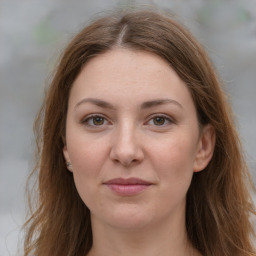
[81,114,112,127]
[145,113,175,126]
[80,113,175,127]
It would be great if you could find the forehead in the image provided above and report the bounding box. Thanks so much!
[78,49,174,85]
[69,48,194,109]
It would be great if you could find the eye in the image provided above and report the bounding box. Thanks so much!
[152,116,167,126]
[147,115,174,126]
[82,115,109,127]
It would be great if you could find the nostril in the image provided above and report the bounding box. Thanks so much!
[115,159,139,167]
[110,146,144,167]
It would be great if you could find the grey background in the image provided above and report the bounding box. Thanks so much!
[0,0,255,255]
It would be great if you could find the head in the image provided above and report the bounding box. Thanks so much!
[25,10,255,256]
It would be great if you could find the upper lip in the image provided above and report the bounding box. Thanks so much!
[103,178,152,185]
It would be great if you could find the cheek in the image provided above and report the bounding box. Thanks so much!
[68,142,107,208]
[67,130,108,172]
[149,134,197,189]
[66,134,109,197]
[152,134,197,167]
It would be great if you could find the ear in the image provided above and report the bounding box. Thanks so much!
[63,145,72,172]
[193,124,216,172]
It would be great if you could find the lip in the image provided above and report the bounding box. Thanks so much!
[103,178,153,196]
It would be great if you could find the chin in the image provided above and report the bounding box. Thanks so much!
[104,204,155,230]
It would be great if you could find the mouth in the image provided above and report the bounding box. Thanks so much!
[103,178,153,196]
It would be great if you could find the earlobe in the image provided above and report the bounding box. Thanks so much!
[63,145,72,172]
[193,124,216,172]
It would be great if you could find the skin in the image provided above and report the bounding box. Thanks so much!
[63,48,215,256]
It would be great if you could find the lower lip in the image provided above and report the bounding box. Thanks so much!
[105,184,151,196]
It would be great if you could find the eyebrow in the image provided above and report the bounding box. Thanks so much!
[74,98,183,110]
[74,98,115,110]
[141,99,183,110]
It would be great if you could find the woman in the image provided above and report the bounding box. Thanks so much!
[23,10,256,256]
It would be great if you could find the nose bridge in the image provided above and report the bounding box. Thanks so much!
[115,119,137,153]
[110,118,143,165]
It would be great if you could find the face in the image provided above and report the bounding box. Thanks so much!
[63,49,214,230]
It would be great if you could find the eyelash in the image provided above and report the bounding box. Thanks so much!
[146,114,175,126]
[81,114,175,128]
[81,114,110,127]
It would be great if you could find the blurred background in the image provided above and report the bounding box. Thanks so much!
[0,0,255,255]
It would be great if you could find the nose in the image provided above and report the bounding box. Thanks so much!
[110,123,144,167]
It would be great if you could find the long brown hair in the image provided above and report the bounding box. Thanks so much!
[23,10,256,256]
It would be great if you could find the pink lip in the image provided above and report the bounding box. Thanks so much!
[103,178,152,196]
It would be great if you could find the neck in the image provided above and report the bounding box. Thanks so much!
[87,213,200,256]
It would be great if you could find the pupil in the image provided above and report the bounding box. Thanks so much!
[93,117,104,125]
[154,117,165,125]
